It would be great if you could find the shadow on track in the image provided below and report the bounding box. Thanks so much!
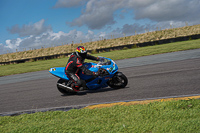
[61,87,129,96]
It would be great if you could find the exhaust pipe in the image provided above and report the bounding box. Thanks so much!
[57,83,74,91]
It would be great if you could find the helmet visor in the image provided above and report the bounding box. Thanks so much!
[78,52,87,59]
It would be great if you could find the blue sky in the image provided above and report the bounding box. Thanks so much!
[0,0,200,54]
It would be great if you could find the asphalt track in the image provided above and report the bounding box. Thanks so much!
[0,49,200,115]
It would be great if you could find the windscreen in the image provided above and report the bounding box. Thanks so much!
[98,58,111,65]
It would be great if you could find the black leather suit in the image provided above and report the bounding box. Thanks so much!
[65,52,99,91]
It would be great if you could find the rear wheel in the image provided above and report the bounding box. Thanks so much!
[57,79,77,95]
[107,73,128,89]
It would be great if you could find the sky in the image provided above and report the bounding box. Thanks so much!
[0,0,200,55]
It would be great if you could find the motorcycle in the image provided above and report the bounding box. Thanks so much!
[49,57,128,95]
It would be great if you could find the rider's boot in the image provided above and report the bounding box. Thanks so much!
[71,83,79,91]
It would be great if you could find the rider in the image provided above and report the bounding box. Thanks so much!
[65,46,100,91]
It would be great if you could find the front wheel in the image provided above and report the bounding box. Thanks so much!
[107,72,128,89]
[57,79,77,95]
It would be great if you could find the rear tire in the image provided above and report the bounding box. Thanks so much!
[107,73,128,89]
[57,79,77,95]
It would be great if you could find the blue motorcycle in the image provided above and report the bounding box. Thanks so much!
[49,57,128,95]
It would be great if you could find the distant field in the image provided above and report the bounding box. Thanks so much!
[0,39,200,77]
[0,24,200,62]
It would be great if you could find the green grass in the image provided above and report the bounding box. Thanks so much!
[1,39,200,77]
[0,99,200,132]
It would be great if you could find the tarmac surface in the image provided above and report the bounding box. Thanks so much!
[0,49,200,115]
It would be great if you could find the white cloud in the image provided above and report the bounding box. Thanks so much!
[53,0,88,8]
[62,0,200,29]
[5,38,22,49]
[0,42,16,54]
[7,19,52,37]
[0,29,103,54]
[114,21,188,36]
[133,0,200,23]
[68,0,122,29]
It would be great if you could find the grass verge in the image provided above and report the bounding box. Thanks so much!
[0,99,200,132]
[1,39,200,77]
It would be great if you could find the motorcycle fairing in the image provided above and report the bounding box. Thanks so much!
[49,57,119,90]
[49,67,69,80]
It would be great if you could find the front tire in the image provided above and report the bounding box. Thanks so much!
[57,79,77,95]
[107,72,128,89]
